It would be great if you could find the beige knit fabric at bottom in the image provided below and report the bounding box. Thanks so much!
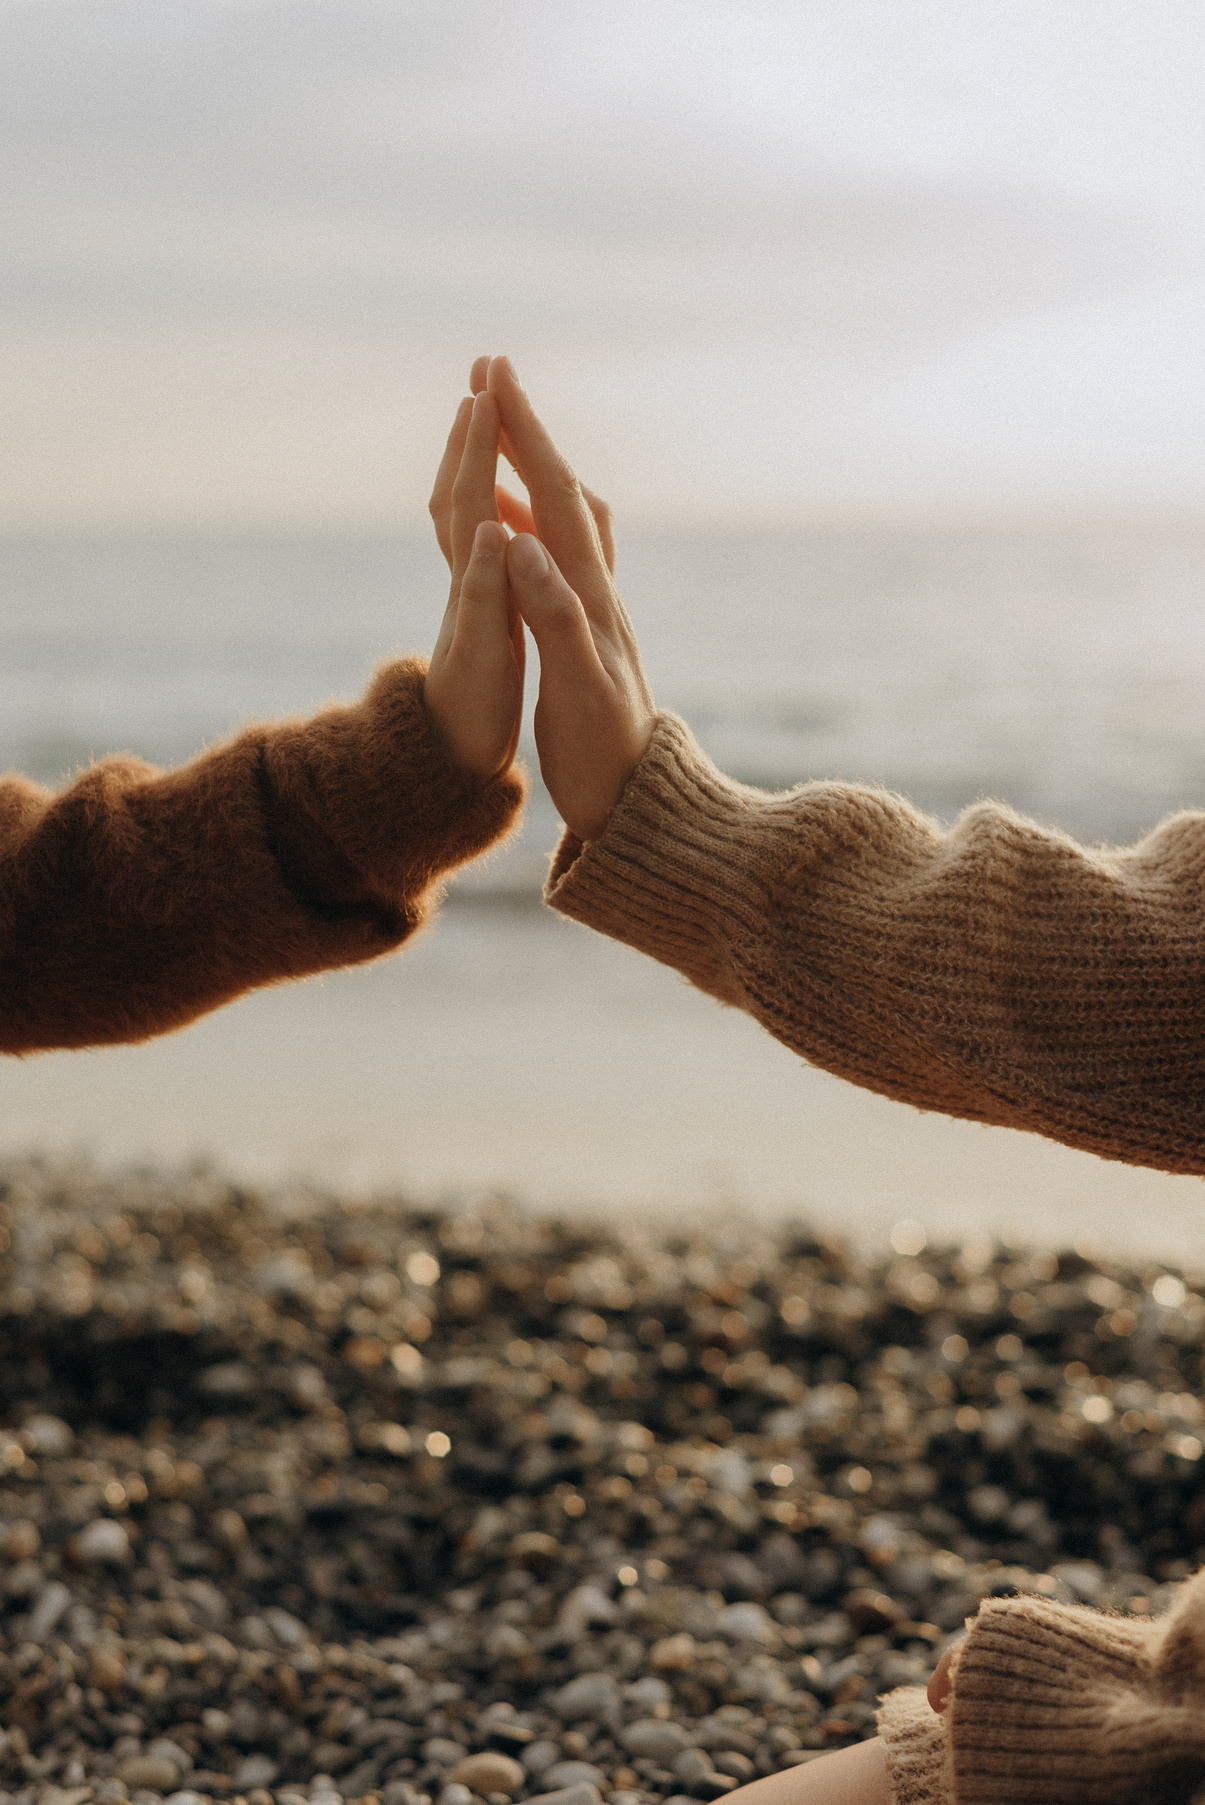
[875,1572,1205,1805]
[545,711,1205,1174]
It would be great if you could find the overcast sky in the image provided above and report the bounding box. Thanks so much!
[2,0,1203,528]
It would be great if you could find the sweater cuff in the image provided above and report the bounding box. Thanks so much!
[877,1688,952,1805]
[946,1593,1158,1805]
[261,657,526,917]
[544,711,794,1005]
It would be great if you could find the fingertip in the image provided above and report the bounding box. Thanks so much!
[472,389,500,427]
[507,533,549,583]
[488,355,522,395]
[470,354,490,393]
[474,519,507,557]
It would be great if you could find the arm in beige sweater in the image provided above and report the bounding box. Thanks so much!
[545,711,1205,1176]
[0,658,524,1054]
[877,1569,1205,1805]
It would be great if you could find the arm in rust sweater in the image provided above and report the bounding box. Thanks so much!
[545,712,1205,1176]
[1,658,524,1054]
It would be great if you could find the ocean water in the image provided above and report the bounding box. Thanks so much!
[3,523,1205,1254]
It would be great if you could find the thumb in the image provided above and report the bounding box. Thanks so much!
[453,519,512,662]
[506,533,601,679]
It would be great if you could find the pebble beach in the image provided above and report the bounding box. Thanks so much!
[1,1159,1204,1805]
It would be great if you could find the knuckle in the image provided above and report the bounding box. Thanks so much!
[551,458,582,500]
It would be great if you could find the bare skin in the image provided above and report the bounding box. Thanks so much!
[423,389,525,780]
[719,1740,892,1805]
[436,354,657,841]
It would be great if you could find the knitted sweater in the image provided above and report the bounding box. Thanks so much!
[1,658,524,1054]
[545,711,1205,1174]
[876,1570,1205,1805]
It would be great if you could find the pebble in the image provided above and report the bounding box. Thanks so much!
[0,1154,1200,1803]
[448,1753,525,1794]
[528,1787,602,1805]
[73,1517,131,1564]
[620,1722,694,1764]
[537,1764,605,1791]
[119,1758,183,1792]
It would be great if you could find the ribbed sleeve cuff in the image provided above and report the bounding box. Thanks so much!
[946,1594,1159,1805]
[878,1688,952,1805]
[544,711,795,1005]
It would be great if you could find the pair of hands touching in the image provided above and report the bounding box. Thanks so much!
[423,356,656,842]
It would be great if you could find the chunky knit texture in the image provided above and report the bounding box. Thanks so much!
[875,1572,1205,1805]
[546,711,1205,1174]
[1,657,524,1053]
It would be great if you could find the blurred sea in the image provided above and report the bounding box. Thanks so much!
[4,523,1205,1254]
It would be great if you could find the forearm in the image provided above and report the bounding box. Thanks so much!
[546,711,1205,1175]
[1,657,524,1054]
[721,1742,891,1805]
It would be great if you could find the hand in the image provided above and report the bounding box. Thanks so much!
[424,390,525,781]
[472,355,656,841]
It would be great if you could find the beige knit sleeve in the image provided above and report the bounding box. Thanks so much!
[938,1575,1205,1805]
[876,1688,952,1805]
[544,711,1205,1174]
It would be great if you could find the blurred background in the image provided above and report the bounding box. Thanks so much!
[3,0,1205,1254]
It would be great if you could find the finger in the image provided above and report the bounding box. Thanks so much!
[453,519,512,662]
[580,481,616,573]
[429,396,474,568]
[505,533,605,682]
[469,354,490,395]
[496,486,535,537]
[450,391,502,574]
[486,357,605,584]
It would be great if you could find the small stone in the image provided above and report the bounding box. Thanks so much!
[5,1520,40,1558]
[552,1674,620,1720]
[28,1580,71,1640]
[262,1605,307,1647]
[423,1740,468,1770]
[119,1760,182,1794]
[715,1602,775,1642]
[620,1722,692,1765]
[711,1754,754,1785]
[22,1414,73,1455]
[90,1645,128,1691]
[437,1787,472,1805]
[232,1757,279,1791]
[163,1794,210,1805]
[147,1742,193,1775]
[537,1767,603,1793]
[507,1531,562,1572]
[673,1751,714,1790]
[448,1755,524,1796]
[529,1787,601,1805]
[521,1744,560,1778]
[74,1518,132,1564]
[650,1633,696,1670]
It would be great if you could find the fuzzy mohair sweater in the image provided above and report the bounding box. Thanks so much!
[545,710,1205,1175]
[1,658,524,1054]
[876,1570,1205,1805]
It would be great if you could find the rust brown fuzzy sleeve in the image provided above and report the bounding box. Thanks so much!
[1,657,524,1054]
[546,710,1205,1175]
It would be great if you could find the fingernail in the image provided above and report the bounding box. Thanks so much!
[495,354,521,387]
[509,534,548,580]
[474,520,507,556]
